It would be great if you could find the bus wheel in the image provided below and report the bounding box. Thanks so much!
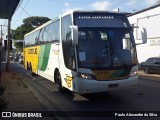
[55,71,64,92]
[27,62,29,70]
[28,63,34,76]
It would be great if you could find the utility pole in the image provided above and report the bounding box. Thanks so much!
[6,19,11,72]
[0,25,7,85]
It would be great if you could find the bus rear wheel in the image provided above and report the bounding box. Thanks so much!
[28,63,34,76]
[55,71,64,92]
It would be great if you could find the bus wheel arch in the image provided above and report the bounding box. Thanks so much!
[28,62,34,76]
[54,68,59,83]
[54,68,65,92]
[27,62,29,70]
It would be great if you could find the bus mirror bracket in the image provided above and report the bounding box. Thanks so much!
[70,25,78,45]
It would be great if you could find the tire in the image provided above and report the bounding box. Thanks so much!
[28,63,34,76]
[144,67,150,74]
[55,71,65,92]
[27,62,29,70]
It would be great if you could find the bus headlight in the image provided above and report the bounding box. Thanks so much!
[78,73,95,80]
[130,70,138,77]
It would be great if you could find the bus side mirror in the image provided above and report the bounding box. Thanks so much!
[141,27,147,44]
[70,25,78,45]
[141,28,147,44]
[135,27,147,45]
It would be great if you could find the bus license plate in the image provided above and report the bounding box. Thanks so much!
[108,84,118,88]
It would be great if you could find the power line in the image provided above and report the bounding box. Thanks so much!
[14,0,24,13]
[19,4,31,17]
[12,0,30,29]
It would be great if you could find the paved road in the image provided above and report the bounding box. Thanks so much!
[13,62,160,120]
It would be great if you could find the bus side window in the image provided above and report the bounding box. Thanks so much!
[39,28,44,44]
[62,15,74,70]
[50,20,60,42]
[66,32,76,70]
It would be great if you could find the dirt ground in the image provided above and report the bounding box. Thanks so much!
[1,62,60,120]
[1,70,47,111]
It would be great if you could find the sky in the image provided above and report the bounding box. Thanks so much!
[0,0,159,36]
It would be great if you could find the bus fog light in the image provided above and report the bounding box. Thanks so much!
[130,70,138,77]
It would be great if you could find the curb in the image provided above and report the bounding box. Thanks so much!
[138,73,160,82]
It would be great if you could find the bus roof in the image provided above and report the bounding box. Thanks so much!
[25,10,128,37]
[61,10,129,17]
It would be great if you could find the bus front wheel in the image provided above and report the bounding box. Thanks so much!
[55,71,64,92]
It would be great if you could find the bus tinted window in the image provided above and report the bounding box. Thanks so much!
[62,15,75,69]
[50,20,60,42]
[25,30,40,47]
[25,19,60,47]
[38,20,60,44]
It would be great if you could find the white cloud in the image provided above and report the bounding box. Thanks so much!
[122,0,158,12]
[63,2,82,12]
[126,0,157,6]
[126,0,136,6]
[144,0,158,6]
[65,2,70,8]
[91,1,111,10]
[62,8,81,13]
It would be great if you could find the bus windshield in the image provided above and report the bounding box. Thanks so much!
[78,28,136,69]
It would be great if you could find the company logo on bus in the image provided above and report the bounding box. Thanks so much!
[78,16,114,19]
[28,48,37,54]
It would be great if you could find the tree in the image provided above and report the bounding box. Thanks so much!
[23,16,50,27]
[12,16,50,52]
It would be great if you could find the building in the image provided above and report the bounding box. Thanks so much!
[128,4,160,63]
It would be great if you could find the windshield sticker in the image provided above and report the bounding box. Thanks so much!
[79,52,86,61]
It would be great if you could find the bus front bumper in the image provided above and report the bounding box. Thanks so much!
[75,75,138,94]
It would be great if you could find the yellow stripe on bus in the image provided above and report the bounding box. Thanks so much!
[24,46,40,73]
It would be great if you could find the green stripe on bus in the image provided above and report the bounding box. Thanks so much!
[38,44,51,71]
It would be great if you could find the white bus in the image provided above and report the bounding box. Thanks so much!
[24,11,139,94]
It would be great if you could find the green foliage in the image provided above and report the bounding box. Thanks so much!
[12,16,50,51]
[14,42,23,52]
[13,23,33,39]
[23,16,50,27]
